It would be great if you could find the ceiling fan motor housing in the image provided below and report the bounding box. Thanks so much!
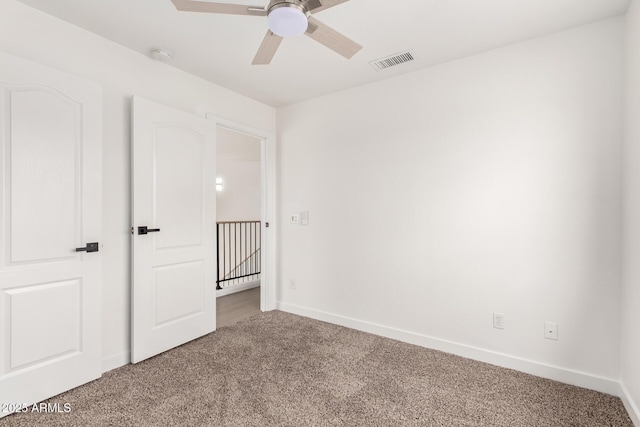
[267,0,310,37]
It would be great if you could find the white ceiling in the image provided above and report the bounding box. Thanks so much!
[17,0,631,107]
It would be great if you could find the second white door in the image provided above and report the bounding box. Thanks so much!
[131,96,217,363]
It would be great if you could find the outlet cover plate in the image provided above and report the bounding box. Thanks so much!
[544,321,558,340]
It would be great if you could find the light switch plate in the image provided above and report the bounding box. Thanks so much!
[493,312,505,330]
[290,213,300,224]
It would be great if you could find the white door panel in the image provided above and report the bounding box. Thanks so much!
[131,96,216,364]
[8,280,81,368]
[9,88,79,264]
[154,261,205,326]
[154,125,204,249]
[0,51,102,417]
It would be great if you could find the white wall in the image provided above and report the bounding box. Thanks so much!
[622,0,640,422]
[0,0,276,370]
[277,18,624,392]
[216,128,261,222]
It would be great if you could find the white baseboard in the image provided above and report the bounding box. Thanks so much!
[619,382,640,426]
[276,301,621,397]
[216,280,260,297]
[102,351,130,373]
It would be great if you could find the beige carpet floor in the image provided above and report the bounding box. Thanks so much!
[2,311,633,426]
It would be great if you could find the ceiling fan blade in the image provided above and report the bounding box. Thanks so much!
[305,16,362,59]
[252,30,284,65]
[305,0,350,14]
[171,0,266,16]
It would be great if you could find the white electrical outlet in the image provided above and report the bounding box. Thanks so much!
[289,280,297,290]
[544,321,558,340]
[300,211,309,225]
[493,313,505,330]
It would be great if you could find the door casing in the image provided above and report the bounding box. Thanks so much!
[208,114,276,312]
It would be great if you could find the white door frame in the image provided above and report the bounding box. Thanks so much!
[207,114,276,312]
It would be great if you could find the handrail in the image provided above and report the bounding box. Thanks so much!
[216,220,261,225]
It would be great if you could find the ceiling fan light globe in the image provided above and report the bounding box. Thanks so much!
[268,5,308,37]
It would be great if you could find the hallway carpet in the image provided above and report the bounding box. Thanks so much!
[3,311,633,426]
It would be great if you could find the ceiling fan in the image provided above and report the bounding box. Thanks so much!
[170,0,363,64]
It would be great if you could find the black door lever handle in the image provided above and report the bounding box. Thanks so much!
[138,226,161,235]
[76,242,99,253]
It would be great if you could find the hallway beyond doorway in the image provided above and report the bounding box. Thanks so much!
[217,287,260,328]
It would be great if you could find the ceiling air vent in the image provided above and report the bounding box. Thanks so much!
[370,51,415,71]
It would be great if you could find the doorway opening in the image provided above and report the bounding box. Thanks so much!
[215,125,262,327]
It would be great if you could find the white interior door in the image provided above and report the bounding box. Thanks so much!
[0,51,102,417]
[131,96,216,364]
